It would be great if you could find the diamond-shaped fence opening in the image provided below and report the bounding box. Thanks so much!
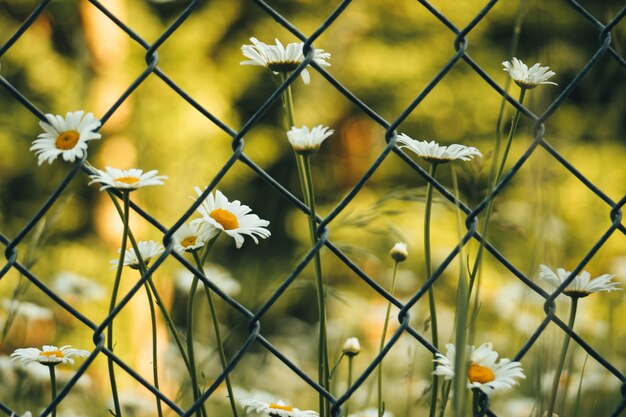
[1,1,625,417]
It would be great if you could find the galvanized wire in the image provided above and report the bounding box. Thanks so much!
[1,0,625,416]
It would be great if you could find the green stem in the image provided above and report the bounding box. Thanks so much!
[143,280,163,417]
[467,1,526,348]
[106,192,193,374]
[451,166,469,417]
[49,365,57,417]
[472,390,479,417]
[403,350,414,417]
[378,261,400,417]
[302,153,329,417]
[138,255,205,417]
[192,250,239,417]
[494,88,526,185]
[345,355,353,417]
[107,191,129,417]
[103,192,205,416]
[546,297,578,417]
[425,163,439,417]
[280,73,296,129]
[280,72,328,417]
[468,88,526,298]
[438,380,452,417]
[139,257,207,417]
[186,269,203,417]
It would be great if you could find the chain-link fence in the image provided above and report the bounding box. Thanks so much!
[1,1,625,416]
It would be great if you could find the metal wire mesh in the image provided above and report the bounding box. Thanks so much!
[1,1,625,416]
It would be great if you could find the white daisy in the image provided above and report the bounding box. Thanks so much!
[52,272,105,301]
[239,399,318,417]
[539,265,621,298]
[11,345,90,366]
[88,166,167,191]
[342,337,361,356]
[395,134,482,163]
[1,299,53,320]
[287,125,334,153]
[502,58,557,89]
[389,242,408,262]
[110,240,165,270]
[172,221,215,253]
[433,342,525,395]
[11,412,32,417]
[191,187,271,249]
[241,37,331,85]
[175,264,241,296]
[30,111,101,165]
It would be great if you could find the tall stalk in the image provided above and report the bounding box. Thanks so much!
[280,73,329,417]
[185,260,203,417]
[142,278,163,417]
[48,365,57,417]
[301,153,329,417]
[468,89,526,297]
[107,193,192,373]
[425,162,440,417]
[107,191,130,417]
[378,260,400,417]
[105,191,207,415]
[451,166,469,417]
[467,0,526,347]
[546,298,579,417]
[191,248,239,417]
[345,354,354,417]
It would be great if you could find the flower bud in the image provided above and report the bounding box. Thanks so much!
[390,242,408,262]
[342,337,361,357]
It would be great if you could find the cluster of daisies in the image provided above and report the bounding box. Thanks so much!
[108,185,273,271]
[16,34,620,417]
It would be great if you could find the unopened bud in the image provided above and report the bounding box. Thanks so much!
[390,242,408,262]
[342,337,361,356]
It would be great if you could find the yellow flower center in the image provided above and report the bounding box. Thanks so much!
[55,131,80,150]
[115,176,141,185]
[210,208,239,230]
[468,364,495,384]
[269,404,293,412]
[39,350,65,359]
[181,236,197,248]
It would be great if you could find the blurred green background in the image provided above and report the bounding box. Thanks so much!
[1,0,625,416]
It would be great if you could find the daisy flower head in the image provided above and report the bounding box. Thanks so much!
[539,265,621,298]
[30,111,101,165]
[52,272,105,301]
[110,240,165,270]
[241,37,331,85]
[88,166,167,191]
[191,187,271,249]
[502,58,557,89]
[175,264,241,296]
[239,399,318,417]
[287,125,334,153]
[433,342,525,395]
[172,221,216,254]
[395,134,482,164]
[11,345,90,367]
[1,299,53,321]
